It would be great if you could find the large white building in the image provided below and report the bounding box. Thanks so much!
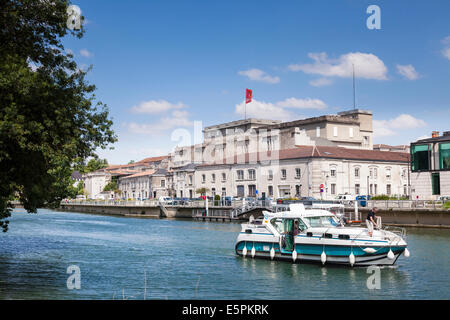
[195,146,409,200]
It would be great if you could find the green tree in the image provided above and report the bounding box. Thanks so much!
[76,158,109,173]
[0,0,117,232]
[103,180,117,192]
[195,188,209,196]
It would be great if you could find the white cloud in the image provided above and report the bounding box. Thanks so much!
[238,68,280,84]
[131,100,187,114]
[442,36,450,45]
[441,36,450,60]
[235,100,295,121]
[442,48,450,60]
[373,114,427,137]
[79,49,93,58]
[396,64,420,80]
[276,97,327,110]
[289,52,388,80]
[235,97,327,121]
[128,110,194,135]
[309,78,333,87]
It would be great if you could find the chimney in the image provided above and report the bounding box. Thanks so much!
[432,131,440,138]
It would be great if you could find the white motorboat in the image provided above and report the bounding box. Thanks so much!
[235,203,410,266]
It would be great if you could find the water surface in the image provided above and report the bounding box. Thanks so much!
[0,209,448,299]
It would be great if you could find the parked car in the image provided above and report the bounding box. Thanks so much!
[300,196,316,201]
[158,196,173,205]
[244,197,257,206]
[335,194,355,205]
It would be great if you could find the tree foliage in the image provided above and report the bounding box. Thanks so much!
[0,0,117,231]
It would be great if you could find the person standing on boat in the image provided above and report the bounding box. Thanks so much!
[366,207,380,237]
[293,220,299,237]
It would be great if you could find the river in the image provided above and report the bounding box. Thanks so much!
[0,209,448,299]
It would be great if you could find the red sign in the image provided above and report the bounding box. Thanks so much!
[320,184,324,188]
[245,88,252,104]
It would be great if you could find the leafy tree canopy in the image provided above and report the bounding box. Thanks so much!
[0,0,117,231]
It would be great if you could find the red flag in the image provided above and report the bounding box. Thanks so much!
[245,88,252,104]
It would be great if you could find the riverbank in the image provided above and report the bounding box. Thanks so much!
[56,203,450,229]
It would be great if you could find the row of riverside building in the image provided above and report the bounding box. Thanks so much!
[78,109,450,201]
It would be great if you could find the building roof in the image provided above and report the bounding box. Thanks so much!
[203,118,281,131]
[109,169,139,176]
[71,170,82,180]
[197,145,409,167]
[413,133,450,144]
[120,170,157,179]
[137,155,169,163]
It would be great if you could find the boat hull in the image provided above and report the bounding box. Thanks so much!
[235,241,405,266]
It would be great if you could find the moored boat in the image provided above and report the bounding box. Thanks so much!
[235,203,410,266]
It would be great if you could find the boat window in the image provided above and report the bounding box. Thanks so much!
[297,218,308,232]
[271,218,285,234]
[303,216,339,228]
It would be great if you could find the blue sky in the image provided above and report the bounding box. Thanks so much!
[63,0,450,164]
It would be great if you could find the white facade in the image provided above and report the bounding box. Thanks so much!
[83,170,111,199]
[195,156,409,200]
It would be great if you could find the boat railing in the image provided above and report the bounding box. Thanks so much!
[382,225,407,240]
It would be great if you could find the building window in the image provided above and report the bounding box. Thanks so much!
[386,168,391,179]
[248,169,256,180]
[295,185,301,196]
[295,168,301,179]
[281,169,287,180]
[248,185,256,197]
[349,127,354,138]
[237,170,244,180]
[202,174,206,183]
[189,175,193,185]
[211,173,216,182]
[331,183,336,195]
[222,173,226,181]
[439,142,450,170]
[411,144,430,171]
[432,173,440,195]
[237,185,245,197]
[363,136,369,146]
[330,169,336,177]
[268,185,273,196]
[267,136,273,151]
[370,184,373,195]
[386,184,391,195]
[211,188,216,197]
[221,188,226,197]
[161,180,165,188]
[268,170,273,180]
[374,168,378,179]
[355,168,360,177]
[355,184,360,195]
[374,184,378,195]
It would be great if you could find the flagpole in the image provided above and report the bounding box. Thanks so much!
[244,98,246,120]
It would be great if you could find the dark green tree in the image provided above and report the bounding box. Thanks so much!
[0,0,117,232]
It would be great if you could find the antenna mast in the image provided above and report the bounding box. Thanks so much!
[352,63,356,110]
